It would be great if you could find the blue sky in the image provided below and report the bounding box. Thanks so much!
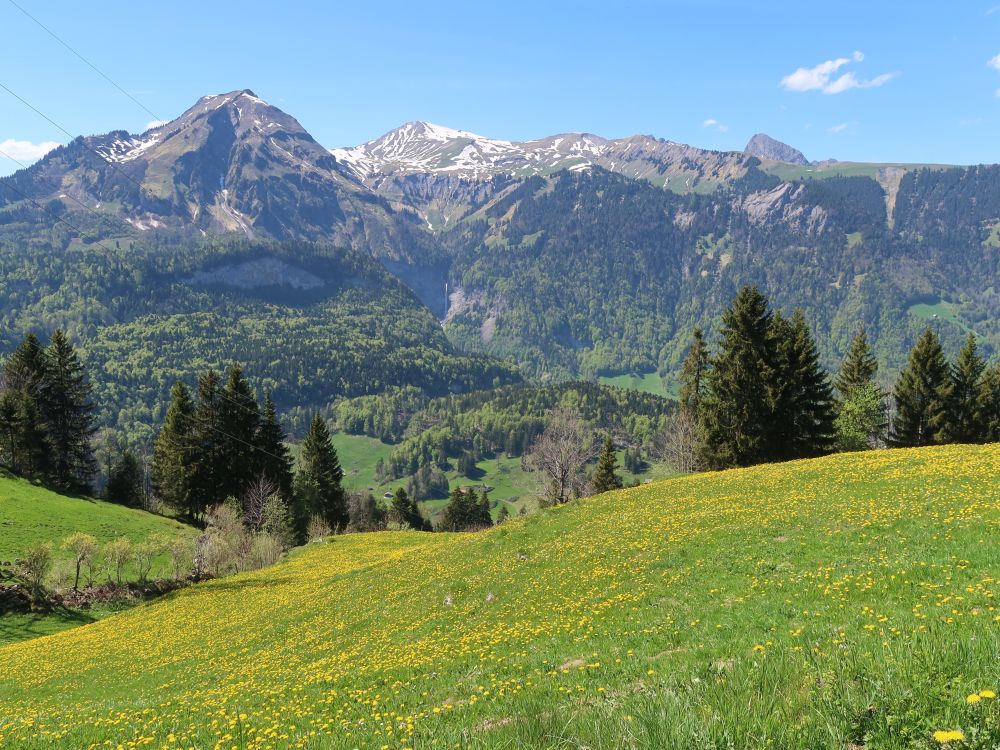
[3,0,1000,176]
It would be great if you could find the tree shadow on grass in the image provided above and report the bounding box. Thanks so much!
[0,606,97,645]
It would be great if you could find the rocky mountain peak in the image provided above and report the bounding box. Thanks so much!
[744,133,809,165]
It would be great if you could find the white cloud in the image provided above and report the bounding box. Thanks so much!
[823,71,897,94]
[0,138,61,162]
[702,118,729,132]
[988,54,1000,71]
[827,122,852,133]
[780,52,896,94]
[144,119,168,131]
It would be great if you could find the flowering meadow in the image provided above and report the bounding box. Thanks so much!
[1,444,998,749]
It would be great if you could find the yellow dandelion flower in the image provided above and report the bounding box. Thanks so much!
[933,729,965,744]
[979,689,996,699]
[965,694,981,705]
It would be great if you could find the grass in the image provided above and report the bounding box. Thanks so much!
[0,474,196,645]
[763,161,952,182]
[0,474,194,564]
[598,371,674,398]
[2,444,998,748]
[907,299,974,333]
[329,433,394,491]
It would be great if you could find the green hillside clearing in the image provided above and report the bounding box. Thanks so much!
[1,445,998,748]
[0,475,196,645]
[0,474,194,565]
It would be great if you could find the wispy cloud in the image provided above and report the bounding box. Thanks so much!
[144,120,168,131]
[827,122,854,134]
[781,51,896,94]
[702,118,728,132]
[988,4,1000,14]
[988,54,1000,71]
[0,138,61,162]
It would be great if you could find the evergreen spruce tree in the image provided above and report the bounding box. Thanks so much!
[152,381,197,518]
[294,414,347,538]
[218,364,260,498]
[945,333,987,443]
[105,448,144,507]
[834,326,879,399]
[0,391,21,473]
[2,333,50,479]
[591,435,622,493]
[255,391,294,499]
[441,486,474,531]
[980,363,1000,442]
[701,286,775,468]
[15,395,49,481]
[890,328,951,447]
[41,330,96,492]
[677,327,709,416]
[389,487,425,531]
[4,333,47,395]
[495,503,510,524]
[475,489,493,528]
[769,310,836,459]
[190,370,227,515]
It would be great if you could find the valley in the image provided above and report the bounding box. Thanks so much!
[2,90,997,435]
[1,14,1000,745]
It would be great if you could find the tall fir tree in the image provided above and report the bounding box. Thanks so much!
[190,370,227,514]
[677,327,709,416]
[700,286,775,468]
[218,364,260,499]
[834,326,879,399]
[41,330,96,492]
[476,489,493,528]
[591,435,622,493]
[294,414,347,538]
[441,486,478,531]
[389,487,426,531]
[889,328,951,447]
[2,333,50,479]
[768,310,836,460]
[980,363,1000,442]
[152,381,197,518]
[944,333,987,443]
[255,391,294,499]
[105,448,144,507]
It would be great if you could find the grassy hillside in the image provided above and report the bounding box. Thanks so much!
[0,474,194,565]
[0,475,197,645]
[1,445,998,749]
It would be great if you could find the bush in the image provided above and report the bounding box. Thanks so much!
[16,542,52,600]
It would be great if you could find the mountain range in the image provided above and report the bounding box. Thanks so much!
[0,89,997,435]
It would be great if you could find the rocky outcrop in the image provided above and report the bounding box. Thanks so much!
[744,133,809,165]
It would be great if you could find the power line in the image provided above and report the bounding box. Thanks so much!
[182,411,290,466]
[0,157,126,261]
[0,145,137,242]
[0,80,85,144]
[0,80,157,204]
[6,0,162,124]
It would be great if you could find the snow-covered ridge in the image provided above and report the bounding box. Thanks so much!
[95,134,161,164]
[329,122,739,184]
